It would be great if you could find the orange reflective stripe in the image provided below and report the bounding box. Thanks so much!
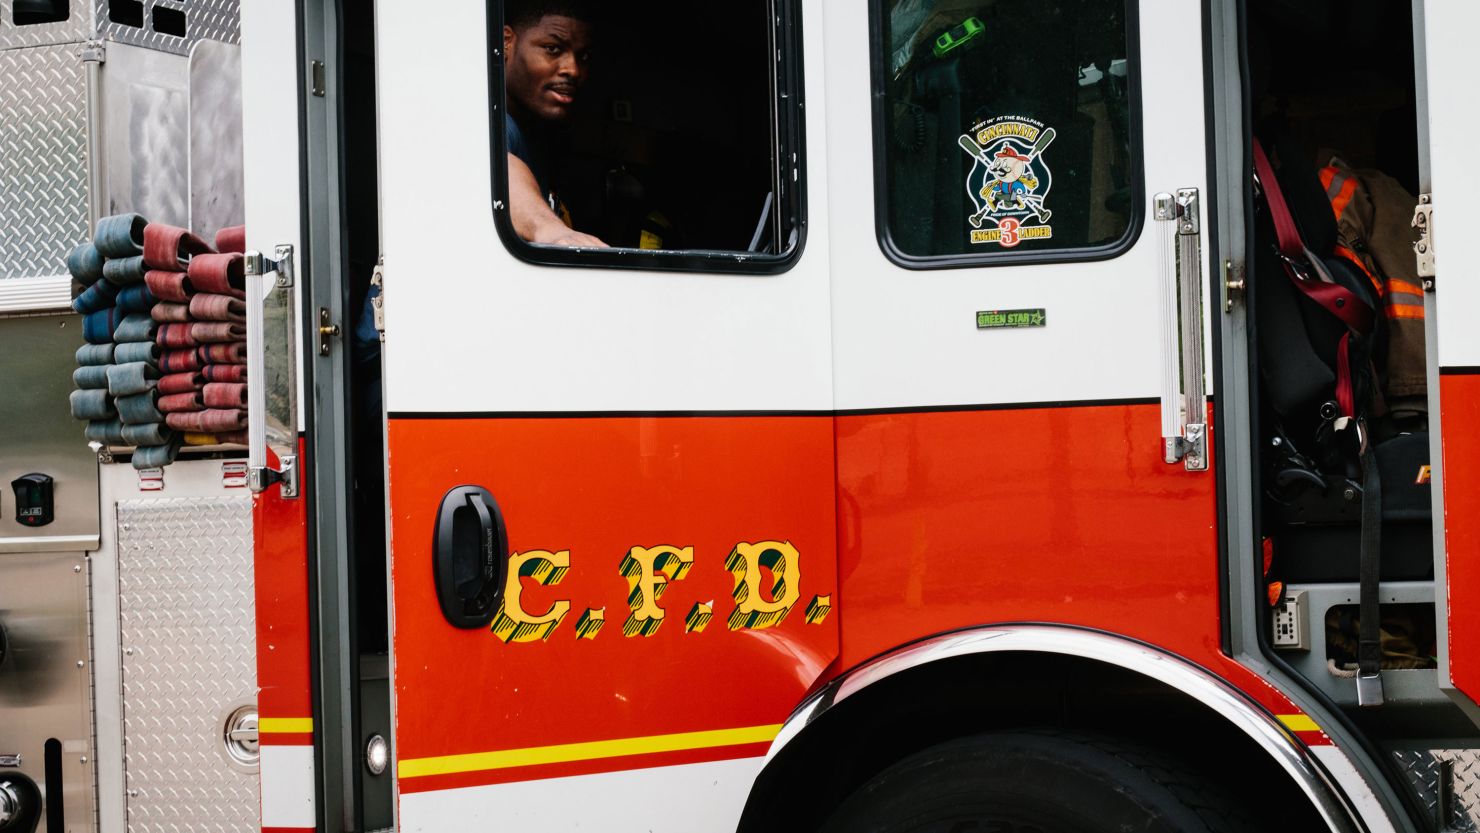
[1329,177,1357,219]
[1320,166,1358,219]
[1390,278,1425,297]
[1335,245,1384,297]
[1387,304,1425,320]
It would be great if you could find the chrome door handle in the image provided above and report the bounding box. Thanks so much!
[246,245,300,497]
[1154,189,1208,472]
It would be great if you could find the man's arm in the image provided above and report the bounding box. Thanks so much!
[507,153,608,248]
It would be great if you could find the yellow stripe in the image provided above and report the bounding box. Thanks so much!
[259,717,314,733]
[1278,714,1320,733]
[399,723,783,780]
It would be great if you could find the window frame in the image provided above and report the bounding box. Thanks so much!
[485,0,809,275]
[867,0,1147,270]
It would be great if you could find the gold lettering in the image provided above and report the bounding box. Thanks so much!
[619,545,694,637]
[685,602,714,633]
[575,607,606,639]
[726,540,802,630]
[490,549,571,643]
[976,121,1039,145]
[804,594,833,625]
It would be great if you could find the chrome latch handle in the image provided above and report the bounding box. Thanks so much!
[1154,189,1208,472]
[246,245,300,498]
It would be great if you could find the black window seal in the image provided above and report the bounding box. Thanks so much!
[866,0,1146,271]
[484,0,809,276]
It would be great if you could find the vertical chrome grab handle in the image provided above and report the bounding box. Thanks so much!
[246,245,300,497]
[1154,189,1209,472]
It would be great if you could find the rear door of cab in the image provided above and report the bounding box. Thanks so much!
[376,0,837,828]
[826,0,1232,671]
[1417,3,1480,719]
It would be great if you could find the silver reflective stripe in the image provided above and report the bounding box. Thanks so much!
[1325,169,1350,200]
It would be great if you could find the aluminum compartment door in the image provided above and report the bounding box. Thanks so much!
[376,1,838,829]
[1418,3,1480,717]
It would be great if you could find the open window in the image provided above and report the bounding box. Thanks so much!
[489,0,805,273]
[871,0,1141,268]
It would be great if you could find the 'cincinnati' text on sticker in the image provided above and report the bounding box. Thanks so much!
[977,120,1040,145]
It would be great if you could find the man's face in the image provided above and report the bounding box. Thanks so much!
[504,14,593,123]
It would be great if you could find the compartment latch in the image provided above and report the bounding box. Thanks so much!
[1413,193,1434,288]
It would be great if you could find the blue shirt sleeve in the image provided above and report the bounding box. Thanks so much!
[506,113,529,167]
[505,113,551,199]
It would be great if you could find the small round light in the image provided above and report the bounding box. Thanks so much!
[366,734,389,776]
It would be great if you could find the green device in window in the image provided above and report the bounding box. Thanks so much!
[933,17,985,58]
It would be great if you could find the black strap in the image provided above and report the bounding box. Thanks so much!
[1356,436,1384,706]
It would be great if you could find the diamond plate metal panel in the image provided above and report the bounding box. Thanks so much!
[97,0,238,56]
[0,44,89,281]
[0,0,95,50]
[1394,749,1480,831]
[117,496,258,833]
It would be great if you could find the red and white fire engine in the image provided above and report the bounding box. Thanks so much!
[2,0,1479,831]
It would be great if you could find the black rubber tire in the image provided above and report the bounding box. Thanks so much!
[819,730,1262,833]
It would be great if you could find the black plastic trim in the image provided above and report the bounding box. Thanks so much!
[43,738,63,831]
[292,0,333,828]
[1202,0,1233,657]
[483,0,808,275]
[865,0,1146,271]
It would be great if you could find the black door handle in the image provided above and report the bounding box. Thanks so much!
[433,485,508,629]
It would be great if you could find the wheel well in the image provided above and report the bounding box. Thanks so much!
[737,651,1330,832]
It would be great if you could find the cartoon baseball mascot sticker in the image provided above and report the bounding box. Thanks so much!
[960,115,1056,248]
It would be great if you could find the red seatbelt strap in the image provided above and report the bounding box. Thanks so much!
[1335,333,1355,417]
[1252,139,1374,336]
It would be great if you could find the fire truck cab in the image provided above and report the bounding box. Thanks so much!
[2,0,1480,831]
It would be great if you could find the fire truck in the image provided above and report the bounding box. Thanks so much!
[2,0,1479,830]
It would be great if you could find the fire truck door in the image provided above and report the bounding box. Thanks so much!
[241,4,318,831]
[1416,4,1480,719]
[825,0,1225,668]
[376,1,837,828]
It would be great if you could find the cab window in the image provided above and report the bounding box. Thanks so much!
[874,0,1140,265]
[492,0,805,273]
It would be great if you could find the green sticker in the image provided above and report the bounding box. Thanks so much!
[977,308,1046,329]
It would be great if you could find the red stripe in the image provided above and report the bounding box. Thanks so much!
[259,733,314,746]
[384,401,1330,800]
[1442,375,1480,706]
